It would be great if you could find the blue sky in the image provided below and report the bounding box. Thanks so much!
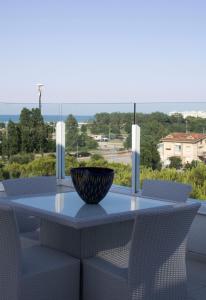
[0,0,206,105]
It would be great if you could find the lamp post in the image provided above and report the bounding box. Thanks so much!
[37,84,44,113]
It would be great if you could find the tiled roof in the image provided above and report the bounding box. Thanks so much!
[161,132,206,143]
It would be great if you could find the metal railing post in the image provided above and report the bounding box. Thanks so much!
[132,124,140,194]
[56,121,65,181]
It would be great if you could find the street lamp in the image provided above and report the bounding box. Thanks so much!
[37,83,44,113]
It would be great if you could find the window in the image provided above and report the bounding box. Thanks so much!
[175,145,181,151]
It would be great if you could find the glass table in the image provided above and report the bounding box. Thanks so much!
[9,190,173,229]
[9,190,175,259]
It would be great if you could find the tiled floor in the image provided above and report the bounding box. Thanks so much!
[187,254,206,300]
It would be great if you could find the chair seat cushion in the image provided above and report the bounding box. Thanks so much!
[15,209,40,233]
[21,246,80,300]
[20,230,40,248]
[22,230,39,240]
[97,243,130,269]
[83,256,128,300]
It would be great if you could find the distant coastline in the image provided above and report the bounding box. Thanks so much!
[0,115,94,123]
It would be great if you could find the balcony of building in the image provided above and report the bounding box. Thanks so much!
[1,101,206,300]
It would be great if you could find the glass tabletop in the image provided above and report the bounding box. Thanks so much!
[11,191,173,220]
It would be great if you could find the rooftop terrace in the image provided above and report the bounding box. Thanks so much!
[1,101,206,299]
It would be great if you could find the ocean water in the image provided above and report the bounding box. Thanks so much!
[0,115,94,123]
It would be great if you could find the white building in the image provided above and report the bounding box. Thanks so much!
[158,132,206,166]
[169,111,206,119]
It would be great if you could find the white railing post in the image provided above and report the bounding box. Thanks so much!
[56,121,65,182]
[55,193,65,213]
[132,124,140,194]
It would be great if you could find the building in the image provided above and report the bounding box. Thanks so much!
[169,110,206,119]
[158,132,206,166]
[92,135,108,142]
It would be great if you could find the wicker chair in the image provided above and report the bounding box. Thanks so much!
[83,203,200,300]
[141,179,192,202]
[0,201,79,300]
[2,176,56,247]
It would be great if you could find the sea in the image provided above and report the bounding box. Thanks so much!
[0,115,94,124]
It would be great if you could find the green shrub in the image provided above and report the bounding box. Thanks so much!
[90,154,104,161]
[4,162,23,178]
[9,153,35,164]
[0,168,9,180]
[23,157,55,177]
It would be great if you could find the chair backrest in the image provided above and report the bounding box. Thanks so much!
[3,176,57,196]
[141,179,192,202]
[0,202,21,300]
[128,202,200,300]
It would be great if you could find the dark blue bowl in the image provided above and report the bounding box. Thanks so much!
[71,167,114,204]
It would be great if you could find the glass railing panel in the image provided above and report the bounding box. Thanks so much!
[135,101,206,200]
[62,102,133,188]
[0,102,61,180]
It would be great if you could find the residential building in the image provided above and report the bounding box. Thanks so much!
[158,132,206,166]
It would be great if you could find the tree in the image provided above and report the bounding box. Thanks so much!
[19,107,52,153]
[7,121,21,157]
[169,156,182,170]
[1,132,8,158]
[141,141,161,170]
[184,160,198,170]
[30,108,47,153]
[65,115,79,151]
[19,108,32,152]
[90,113,110,135]
[0,131,2,156]
[81,124,87,134]
[124,133,131,149]
[77,133,98,151]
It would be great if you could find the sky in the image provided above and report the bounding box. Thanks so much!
[0,0,206,107]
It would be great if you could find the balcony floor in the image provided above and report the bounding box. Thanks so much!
[187,253,206,300]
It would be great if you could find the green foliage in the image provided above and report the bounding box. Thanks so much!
[66,155,206,200]
[7,121,21,156]
[66,114,98,153]
[0,160,9,180]
[2,110,206,202]
[77,133,98,151]
[1,152,206,200]
[88,111,206,171]
[124,133,131,149]
[140,163,206,200]
[20,108,48,153]
[65,154,131,186]
[90,113,110,135]
[90,154,104,161]
[0,168,9,180]
[169,156,182,169]
[81,124,87,133]
[65,156,80,175]
[0,132,8,158]
[4,162,23,178]
[184,160,199,170]
[9,153,35,164]
[141,141,161,170]
[65,114,79,151]
[1,108,54,157]
[2,156,55,178]
[23,157,56,177]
